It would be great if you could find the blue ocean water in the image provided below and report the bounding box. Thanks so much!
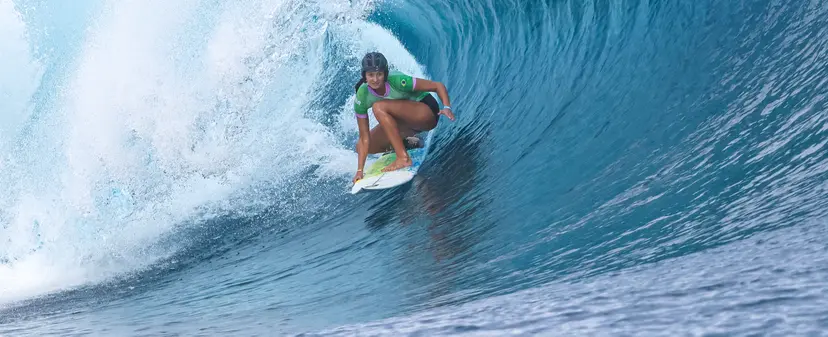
[2,0,828,335]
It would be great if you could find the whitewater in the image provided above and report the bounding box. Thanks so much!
[2,0,828,335]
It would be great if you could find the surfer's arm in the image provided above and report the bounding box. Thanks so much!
[356,115,371,172]
[413,78,451,109]
[353,87,371,175]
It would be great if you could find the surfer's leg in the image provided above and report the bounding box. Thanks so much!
[367,125,391,154]
[371,100,436,171]
[373,99,438,132]
[367,124,422,154]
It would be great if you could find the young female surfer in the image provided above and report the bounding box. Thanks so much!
[351,52,456,183]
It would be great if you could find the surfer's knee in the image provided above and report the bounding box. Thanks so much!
[372,101,387,114]
[372,103,394,124]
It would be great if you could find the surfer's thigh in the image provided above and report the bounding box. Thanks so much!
[372,99,437,132]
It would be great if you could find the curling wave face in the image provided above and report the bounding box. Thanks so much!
[3,0,828,335]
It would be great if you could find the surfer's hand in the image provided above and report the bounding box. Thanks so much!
[352,171,364,183]
[439,108,455,121]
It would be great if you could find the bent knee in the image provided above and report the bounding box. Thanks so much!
[372,101,391,113]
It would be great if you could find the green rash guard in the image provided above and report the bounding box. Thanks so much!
[354,71,430,118]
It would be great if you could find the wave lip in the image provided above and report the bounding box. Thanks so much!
[0,0,376,307]
[0,0,43,152]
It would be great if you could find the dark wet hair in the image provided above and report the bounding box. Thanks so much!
[354,76,366,93]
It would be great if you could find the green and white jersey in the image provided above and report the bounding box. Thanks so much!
[354,71,430,118]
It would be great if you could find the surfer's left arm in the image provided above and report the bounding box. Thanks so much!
[414,78,455,121]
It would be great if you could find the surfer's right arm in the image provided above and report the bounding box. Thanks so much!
[355,114,370,181]
[353,90,371,182]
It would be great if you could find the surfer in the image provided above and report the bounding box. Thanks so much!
[351,52,456,183]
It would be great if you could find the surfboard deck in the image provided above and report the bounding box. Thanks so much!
[350,147,425,194]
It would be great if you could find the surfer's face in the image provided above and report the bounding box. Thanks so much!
[365,71,385,89]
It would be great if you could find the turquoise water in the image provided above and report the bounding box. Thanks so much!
[2,0,828,335]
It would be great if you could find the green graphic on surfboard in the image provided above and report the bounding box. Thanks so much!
[350,136,431,194]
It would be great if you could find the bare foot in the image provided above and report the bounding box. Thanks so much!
[382,156,412,172]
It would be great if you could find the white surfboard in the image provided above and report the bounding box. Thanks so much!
[350,167,416,194]
[350,150,422,194]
